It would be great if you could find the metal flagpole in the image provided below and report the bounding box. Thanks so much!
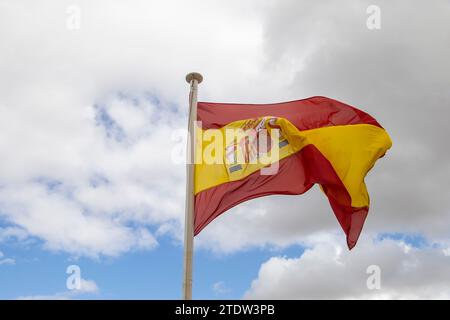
[183,72,203,300]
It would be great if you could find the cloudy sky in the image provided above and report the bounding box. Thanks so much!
[0,0,449,299]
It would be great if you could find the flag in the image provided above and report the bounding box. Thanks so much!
[193,96,392,249]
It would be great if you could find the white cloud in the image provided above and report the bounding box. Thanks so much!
[0,226,29,243]
[197,0,450,253]
[0,181,158,257]
[244,235,450,299]
[196,187,339,253]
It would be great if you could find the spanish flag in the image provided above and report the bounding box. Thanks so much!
[194,96,392,249]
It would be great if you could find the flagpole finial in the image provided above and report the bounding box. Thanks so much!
[186,72,203,84]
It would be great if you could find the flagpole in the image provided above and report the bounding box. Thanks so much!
[183,72,203,300]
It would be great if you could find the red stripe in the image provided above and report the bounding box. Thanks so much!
[194,144,368,249]
[197,96,381,130]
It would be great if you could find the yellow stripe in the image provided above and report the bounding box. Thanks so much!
[194,118,392,207]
